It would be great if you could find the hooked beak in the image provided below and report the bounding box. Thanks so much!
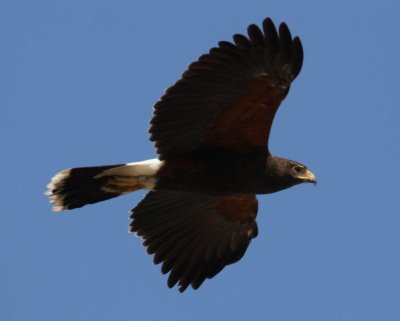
[299,169,317,185]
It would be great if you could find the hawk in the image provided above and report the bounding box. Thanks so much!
[46,18,316,292]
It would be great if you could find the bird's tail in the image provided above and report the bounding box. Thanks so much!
[45,159,162,211]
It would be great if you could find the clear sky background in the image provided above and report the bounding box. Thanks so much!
[2,0,400,320]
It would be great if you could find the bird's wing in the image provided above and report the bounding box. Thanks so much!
[150,18,303,160]
[130,190,258,292]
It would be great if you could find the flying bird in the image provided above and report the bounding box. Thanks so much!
[46,17,316,292]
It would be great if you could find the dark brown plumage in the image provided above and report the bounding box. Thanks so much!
[131,191,258,292]
[150,20,302,158]
[46,18,316,292]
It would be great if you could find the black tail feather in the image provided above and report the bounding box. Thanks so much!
[46,164,126,211]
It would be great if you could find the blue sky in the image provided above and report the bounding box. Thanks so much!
[2,0,400,320]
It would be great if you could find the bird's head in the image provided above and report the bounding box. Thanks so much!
[288,161,317,185]
[265,156,317,193]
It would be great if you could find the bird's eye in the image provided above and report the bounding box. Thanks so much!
[293,165,303,173]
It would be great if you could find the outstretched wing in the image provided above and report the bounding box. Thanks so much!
[130,190,258,292]
[150,18,303,160]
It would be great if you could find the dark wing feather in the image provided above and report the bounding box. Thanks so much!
[130,191,258,292]
[150,18,303,159]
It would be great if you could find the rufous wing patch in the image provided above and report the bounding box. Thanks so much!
[216,194,258,223]
[203,75,287,153]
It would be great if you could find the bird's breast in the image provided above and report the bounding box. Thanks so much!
[155,149,268,195]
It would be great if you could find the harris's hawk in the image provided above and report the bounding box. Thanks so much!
[46,18,316,292]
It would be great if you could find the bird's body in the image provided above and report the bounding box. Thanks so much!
[46,18,316,292]
[157,150,306,195]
